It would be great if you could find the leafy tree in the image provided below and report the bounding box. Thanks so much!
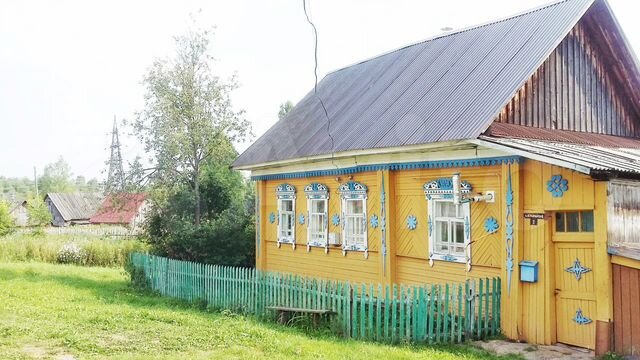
[133,28,251,225]
[26,195,52,227]
[0,200,15,236]
[39,157,75,194]
[278,100,294,120]
[75,176,86,191]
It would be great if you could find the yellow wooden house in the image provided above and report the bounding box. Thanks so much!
[234,0,640,354]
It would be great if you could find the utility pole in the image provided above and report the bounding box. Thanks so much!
[105,116,125,194]
[33,166,39,197]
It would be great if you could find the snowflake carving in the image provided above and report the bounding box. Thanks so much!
[370,214,379,228]
[407,215,417,230]
[484,217,499,234]
[331,214,340,226]
[298,214,305,225]
[268,212,276,224]
[547,175,568,198]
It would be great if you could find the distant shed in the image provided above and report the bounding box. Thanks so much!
[8,200,28,227]
[90,193,148,230]
[44,192,103,227]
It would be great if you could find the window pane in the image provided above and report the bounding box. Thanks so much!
[282,200,293,212]
[437,201,456,217]
[566,211,580,232]
[454,222,465,243]
[348,199,363,214]
[312,200,325,213]
[581,211,594,232]
[436,221,449,243]
[555,212,565,232]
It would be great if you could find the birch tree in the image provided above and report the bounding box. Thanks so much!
[133,28,250,225]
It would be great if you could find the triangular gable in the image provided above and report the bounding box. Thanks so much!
[492,1,640,138]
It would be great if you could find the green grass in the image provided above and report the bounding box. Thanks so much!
[0,262,520,360]
[0,232,147,267]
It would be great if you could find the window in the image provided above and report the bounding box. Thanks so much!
[304,183,329,252]
[275,183,296,248]
[555,210,594,233]
[338,181,368,257]
[424,178,473,270]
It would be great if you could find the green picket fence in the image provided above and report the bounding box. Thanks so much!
[129,253,501,343]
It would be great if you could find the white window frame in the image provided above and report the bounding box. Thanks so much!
[338,181,368,258]
[304,183,329,253]
[275,183,296,249]
[424,178,472,271]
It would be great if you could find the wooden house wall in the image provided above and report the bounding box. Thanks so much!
[391,166,502,285]
[607,180,640,261]
[495,22,640,137]
[612,261,640,356]
[259,172,381,284]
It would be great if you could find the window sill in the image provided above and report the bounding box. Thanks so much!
[430,253,466,264]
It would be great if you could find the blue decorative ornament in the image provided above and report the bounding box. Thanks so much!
[298,214,305,225]
[464,216,471,239]
[573,308,592,325]
[442,254,457,262]
[505,166,514,295]
[268,212,276,224]
[565,258,591,281]
[370,214,379,228]
[407,215,417,230]
[484,217,499,234]
[547,175,569,197]
[428,215,433,236]
[331,214,340,226]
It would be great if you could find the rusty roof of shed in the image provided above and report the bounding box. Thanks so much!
[234,0,599,168]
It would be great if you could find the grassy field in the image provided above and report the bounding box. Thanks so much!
[0,262,520,360]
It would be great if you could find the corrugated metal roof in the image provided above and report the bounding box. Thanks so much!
[234,0,595,168]
[479,136,640,175]
[486,123,640,149]
[45,192,104,221]
[90,193,146,225]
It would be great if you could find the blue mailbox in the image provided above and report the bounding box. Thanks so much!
[519,260,539,283]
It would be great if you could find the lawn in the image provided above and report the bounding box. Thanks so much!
[0,262,519,359]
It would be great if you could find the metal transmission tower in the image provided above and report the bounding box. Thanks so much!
[105,116,125,194]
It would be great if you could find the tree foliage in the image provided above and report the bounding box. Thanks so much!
[278,100,294,120]
[133,28,251,225]
[0,200,15,236]
[26,195,52,227]
[39,157,75,194]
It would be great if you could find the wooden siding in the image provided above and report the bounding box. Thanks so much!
[495,22,640,137]
[608,180,640,260]
[261,172,381,284]
[613,263,640,356]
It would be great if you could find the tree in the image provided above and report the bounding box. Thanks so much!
[26,195,51,227]
[278,100,294,120]
[39,157,75,193]
[0,200,15,236]
[75,176,87,191]
[133,28,251,225]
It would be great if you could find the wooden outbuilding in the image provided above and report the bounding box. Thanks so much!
[44,192,103,227]
[234,0,640,355]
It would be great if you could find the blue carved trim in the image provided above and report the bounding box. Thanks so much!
[565,258,591,281]
[506,165,514,296]
[381,176,387,275]
[484,217,499,234]
[442,254,457,262]
[298,214,305,225]
[268,212,276,224]
[428,215,433,236]
[370,214,378,228]
[573,309,592,325]
[407,215,417,230]
[331,213,340,226]
[304,183,328,199]
[464,216,471,239]
[251,156,523,181]
[275,183,296,197]
[547,175,568,198]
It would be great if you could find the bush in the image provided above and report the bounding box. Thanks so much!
[0,232,148,267]
[0,201,15,236]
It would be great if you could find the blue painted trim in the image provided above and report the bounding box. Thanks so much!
[484,217,499,234]
[407,215,417,230]
[381,176,387,275]
[268,212,276,224]
[565,258,591,281]
[573,309,592,325]
[506,165,514,296]
[331,213,340,226]
[251,156,522,181]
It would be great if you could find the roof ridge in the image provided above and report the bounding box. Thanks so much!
[326,0,580,77]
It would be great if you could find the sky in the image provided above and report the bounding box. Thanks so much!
[0,0,638,180]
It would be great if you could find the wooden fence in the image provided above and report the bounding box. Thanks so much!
[129,253,501,343]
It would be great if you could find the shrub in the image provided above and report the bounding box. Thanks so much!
[0,201,15,236]
[57,243,86,265]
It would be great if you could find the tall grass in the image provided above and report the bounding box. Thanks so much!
[0,232,148,267]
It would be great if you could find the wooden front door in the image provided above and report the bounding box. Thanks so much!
[553,211,596,349]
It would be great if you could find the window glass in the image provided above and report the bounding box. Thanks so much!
[277,198,295,243]
[581,211,594,232]
[566,211,580,232]
[430,198,469,260]
[555,212,565,232]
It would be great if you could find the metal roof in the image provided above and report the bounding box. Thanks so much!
[234,0,596,168]
[479,136,640,176]
[45,192,104,221]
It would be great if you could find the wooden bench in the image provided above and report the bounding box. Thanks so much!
[267,306,334,327]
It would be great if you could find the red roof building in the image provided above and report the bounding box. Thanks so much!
[90,193,148,229]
